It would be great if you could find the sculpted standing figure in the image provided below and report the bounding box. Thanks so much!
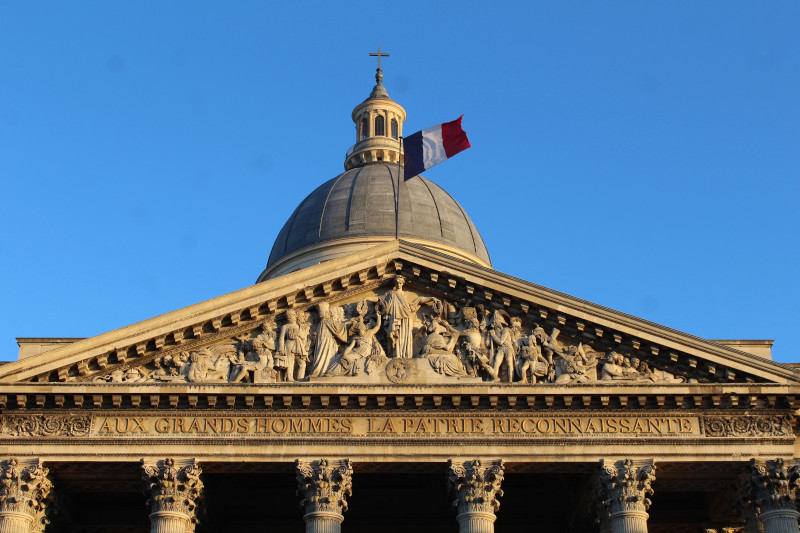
[308,302,349,378]
[489,313,521,382]
[366,276,438,359]
[517,334,550,384]
[276,309,309,382]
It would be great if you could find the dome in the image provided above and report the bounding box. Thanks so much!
[257,164,491,280]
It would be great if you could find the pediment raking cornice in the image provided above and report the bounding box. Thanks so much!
[0,240,796,385]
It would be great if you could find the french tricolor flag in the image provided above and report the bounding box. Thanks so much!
[403,116,471,181]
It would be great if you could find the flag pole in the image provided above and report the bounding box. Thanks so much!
[396,134,403,238]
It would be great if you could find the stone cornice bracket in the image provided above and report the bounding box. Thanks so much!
[296,458,353,524]
[0,458,53,533]
[742,458,800,532]
[448,459,505,532]
[141,458,204,533]
[598,458,656,532]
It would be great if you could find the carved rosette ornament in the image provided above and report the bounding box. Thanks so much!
[0,458,52,533]
[141,458,204,533]
[598,459,656,533]
[296,459,353,533]
[741,459,800,533]
[448,459,505,533]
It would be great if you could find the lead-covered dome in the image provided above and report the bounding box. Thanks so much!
[257,64,491,281]
[258,165,491,280]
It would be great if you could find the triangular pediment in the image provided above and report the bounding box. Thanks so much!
[1,240,797,386]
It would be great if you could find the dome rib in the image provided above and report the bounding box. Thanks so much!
[416,176,445,239]
[318,169,351,238]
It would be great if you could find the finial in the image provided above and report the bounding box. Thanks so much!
[369,46,389,86]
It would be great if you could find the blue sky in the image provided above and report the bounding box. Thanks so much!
[1,2,798,362]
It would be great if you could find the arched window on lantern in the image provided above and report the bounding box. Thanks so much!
[391,119,398,139]
[374,115,385,136]
[360,117,370,140]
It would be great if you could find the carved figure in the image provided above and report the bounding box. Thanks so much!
[308,302,349,378]
[237,322,277,383]
[458,307,495,380]
[276,309,309,382]
[337,316,385,376]
[516,334,551,384]
[622,357,639,378]
[420,314,466,377]
[488,312,521,382]
[555,343,599,384]
[186,348,229,382]
[601,352,626,381]
[365,276,438,359]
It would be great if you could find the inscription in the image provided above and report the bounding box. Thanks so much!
[86,415,703,437]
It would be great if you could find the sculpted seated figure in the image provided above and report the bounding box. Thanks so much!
[235,323,277,383]
[335,316,385,376]
[420,314,466,377]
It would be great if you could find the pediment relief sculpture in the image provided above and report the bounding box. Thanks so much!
[85,276,703,386]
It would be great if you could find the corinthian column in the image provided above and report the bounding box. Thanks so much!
[598,459,656,533]
[141,458,204,533]
[0,459,52,533]
[296,459,353,533]
[741,458,800,533]
[448,459,505,533]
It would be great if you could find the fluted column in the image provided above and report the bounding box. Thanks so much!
[141,458,203,533]
[296,459,353,533]
[448,459,505,533]
[741,459,800,533]
[0,458,52,533]
[598,459,656,533]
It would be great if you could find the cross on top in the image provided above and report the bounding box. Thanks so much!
[369,46,389,85]
[369,46,389,70]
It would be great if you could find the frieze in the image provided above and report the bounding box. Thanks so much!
[76,277,699,387]
[702,415,793,437]
[1,414,91,437]
[2,413,795,440]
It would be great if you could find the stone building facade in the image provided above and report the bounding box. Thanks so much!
[1,63,799,533]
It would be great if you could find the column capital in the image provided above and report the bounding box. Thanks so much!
[598,458,656,518]
[448,459,505,517]
[0,458,52,532]
[295,459,353,517]
[743,458,800,515]
[141,458,204,531]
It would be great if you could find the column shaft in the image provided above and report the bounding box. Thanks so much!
[760,509,800,533]
[0,512,32,533]
[610,511,649,533]
[149,511,191,533]
[304,512,344,533]
[456,512,496,533]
